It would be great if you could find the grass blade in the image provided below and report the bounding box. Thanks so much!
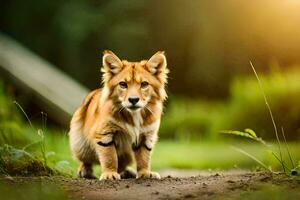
[245,129,257,138]
[221,129,268,146]
[271,152,291,171]
[231,146,272,172]
[249,61,285,172]
[281,127,295,169]
[13,101,34,130]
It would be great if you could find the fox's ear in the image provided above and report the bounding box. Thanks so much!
[146,51,169,84]
[146,51,167,75]
[102,50,123,74]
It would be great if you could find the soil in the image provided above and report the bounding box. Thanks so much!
[2,171,300,200]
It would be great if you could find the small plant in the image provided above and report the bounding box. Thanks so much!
[8,101,72,176]
[14,101,48,167]
[222,128,299,175]
[221,128,273,172]
[221,62,299,176]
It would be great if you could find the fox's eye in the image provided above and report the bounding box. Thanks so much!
[141,81,149,89]
[119,81,127,89]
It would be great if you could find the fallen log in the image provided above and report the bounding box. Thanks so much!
[0,33,89,126]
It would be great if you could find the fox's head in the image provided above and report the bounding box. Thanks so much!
[101,50,169,112]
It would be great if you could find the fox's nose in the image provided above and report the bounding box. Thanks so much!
[128,96,140,105]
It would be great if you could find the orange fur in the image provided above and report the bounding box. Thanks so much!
[69,50,169,180]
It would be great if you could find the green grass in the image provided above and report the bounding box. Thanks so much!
[153,140,300,171]
[38,130,300,176]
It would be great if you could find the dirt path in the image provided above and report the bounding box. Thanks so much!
[2,172,300,200]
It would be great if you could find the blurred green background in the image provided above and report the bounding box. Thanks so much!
[1,0,300,174]
[2,0,300,97]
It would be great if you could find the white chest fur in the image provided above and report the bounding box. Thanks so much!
[125,111,143,145]
[112,111,160,145]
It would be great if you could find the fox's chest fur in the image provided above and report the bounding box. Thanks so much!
[111,112,160,147]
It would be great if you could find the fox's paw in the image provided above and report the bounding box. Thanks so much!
[78,164,96,179]
[120,168,137,179]
[137,170,161,179]
[100,172,121,180]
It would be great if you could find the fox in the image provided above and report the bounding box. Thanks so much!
[69,50,169,180]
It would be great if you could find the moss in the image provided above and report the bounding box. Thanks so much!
[0,145,54,176]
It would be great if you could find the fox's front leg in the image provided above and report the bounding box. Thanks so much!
[134,134,160,179]
[95,133,120,180]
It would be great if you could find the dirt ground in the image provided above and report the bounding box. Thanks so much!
[2,171,300,200]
